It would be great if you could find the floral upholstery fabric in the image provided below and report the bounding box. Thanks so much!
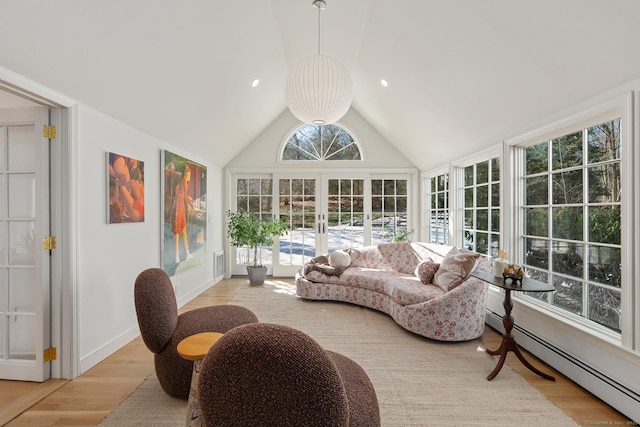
[297,243,490,342]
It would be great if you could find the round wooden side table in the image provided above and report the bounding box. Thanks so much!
[177,332,224,427]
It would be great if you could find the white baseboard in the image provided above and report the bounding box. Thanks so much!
[485,311,640,423]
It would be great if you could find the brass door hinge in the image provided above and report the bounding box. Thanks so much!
[42,125,56,139]
[44,347,57,362]
[43,236,57,250]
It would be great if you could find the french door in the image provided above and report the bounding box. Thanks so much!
[232,172,410,277]
[0,107,51,381]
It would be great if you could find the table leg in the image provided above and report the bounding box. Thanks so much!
[486,289,555,381]
[185,360,203,427]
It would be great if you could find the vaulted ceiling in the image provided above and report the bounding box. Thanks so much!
[1,0,640,170]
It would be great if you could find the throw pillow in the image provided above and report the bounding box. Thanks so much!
[433,247,480,292]
[328,250,351,268]
[415,260,440,284]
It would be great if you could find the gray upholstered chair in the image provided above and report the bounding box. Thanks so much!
[134,268,259,400]
[197,323,381,427]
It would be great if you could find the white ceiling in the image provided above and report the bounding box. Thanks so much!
[1,0,640,169]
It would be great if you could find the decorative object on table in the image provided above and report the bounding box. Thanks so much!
[502,263,524,286]
[226,210,290,286]
[133,268,259,399]
[106,152,144,224]
[197,323,380,427]
[491,249,508,277]
[161,150,207,277]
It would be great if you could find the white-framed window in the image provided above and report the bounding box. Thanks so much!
[519,118,622,332]
[281,123,363,161]
[425,172,449,245]
[461,157,501,257]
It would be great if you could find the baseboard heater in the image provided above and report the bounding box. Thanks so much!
[214,250,224,282]
[485,310,640,422]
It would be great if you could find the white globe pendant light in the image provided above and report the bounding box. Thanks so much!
[286,0,352,125]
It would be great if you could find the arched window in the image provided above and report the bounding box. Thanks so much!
[281,123,362,161]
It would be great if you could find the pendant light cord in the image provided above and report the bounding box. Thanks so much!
[317,3,321,55]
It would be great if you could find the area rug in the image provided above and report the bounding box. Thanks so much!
[101,281,578,426]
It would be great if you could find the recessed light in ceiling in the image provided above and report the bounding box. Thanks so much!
[251,78,260,88]
[380,79,389,87]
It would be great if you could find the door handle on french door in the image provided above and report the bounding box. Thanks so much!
[322,223,326,234]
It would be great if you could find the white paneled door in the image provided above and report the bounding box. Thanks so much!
[0,107,50,381]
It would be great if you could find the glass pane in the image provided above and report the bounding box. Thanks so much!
[588,164,621,203]
[304,179,315,194]
[328,179,339,195]
[476,185,488,208]
[525,176,548,205]
[340,179,352,195]
[384,180,395,195]
[525,238,548,270]
[552,131,582,170]
[464,188,473,207]
[464,230,474,250]
[236,179,248,195]
[476,161,489,184]
[476,232,488,255]
[236,196,248,211]
[491,209,500,232]
[476,209,488,231]
[552,170,583,204]
[552,275,582,315]
[288,179,301,196]
[9,268,36,312]
[491,157,500,182]
[248,179,261,195]
[248,196,260,212]
[588,286,621,331]
[430,177,436,193]
[525,208,548,237]
[588,206,620,245]
[371,179,381,195]
[552,207,583,240]
[437,193,445,210]
[525,141,548,175]
[588,119,620,164]
[437,174,446,192]
[552,242,583,279]
[261,179,272,195]
[278,179,289,196]
[9,316,37,360]
[491,183,499,207]
[383,197,395,213]
[372,196,382,212]
[396,180,407,195]
[10,315,36,360]
[8,125,36,171]
[464,166,473,186]
[588,245,621,288]
[9,222,35,265]
[464,209,473,229]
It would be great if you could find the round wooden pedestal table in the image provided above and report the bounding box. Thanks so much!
[177,332,224,427]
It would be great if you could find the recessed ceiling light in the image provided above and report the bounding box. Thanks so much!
[380,79,389,87]
[251,78,260,88]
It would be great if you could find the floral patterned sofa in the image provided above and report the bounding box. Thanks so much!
[295,242,491,341]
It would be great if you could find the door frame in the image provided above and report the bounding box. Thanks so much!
[1,72,78,380]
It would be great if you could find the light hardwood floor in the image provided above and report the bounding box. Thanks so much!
[0,277,633,426]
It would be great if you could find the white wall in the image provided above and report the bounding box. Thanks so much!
[75,105,223,373]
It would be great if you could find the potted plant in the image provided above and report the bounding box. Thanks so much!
[226,210,290,286]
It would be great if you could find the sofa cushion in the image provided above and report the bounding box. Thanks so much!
[415,260,440,284]
[328,250,351,268]
[433,247,480,292]
[303,267,444,305]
